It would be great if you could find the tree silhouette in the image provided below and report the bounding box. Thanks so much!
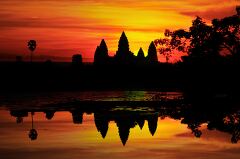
[189,17,216,60]
[155,15,238,64]
[146,41,158,64]
[154,29,189,63]
[27,40,37,63]
[28,112,38,140]
[212,12,240,57]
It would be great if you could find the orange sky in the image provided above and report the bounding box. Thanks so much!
[0,0,238,62]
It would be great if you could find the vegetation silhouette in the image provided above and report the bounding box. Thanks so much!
[27,40,37,63]
[155,7,239,64]
[28,112,38,141]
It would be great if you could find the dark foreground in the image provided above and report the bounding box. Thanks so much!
[1,62,240,94]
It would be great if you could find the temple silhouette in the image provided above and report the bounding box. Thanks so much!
[0,8,239,92]
[94,31,158,66]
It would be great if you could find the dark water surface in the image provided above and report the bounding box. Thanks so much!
[0,91,240,159]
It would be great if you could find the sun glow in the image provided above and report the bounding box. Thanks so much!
[0,0,238,62]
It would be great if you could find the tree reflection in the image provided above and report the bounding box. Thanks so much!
[28,112,38,141]
[8,102,240,145]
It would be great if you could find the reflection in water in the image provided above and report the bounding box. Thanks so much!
[10,110,28,123]
[44,110,55,120]
[7,104,240,145]
[94,113,109,138]
[1,91,240,159]
[28,112,38,140]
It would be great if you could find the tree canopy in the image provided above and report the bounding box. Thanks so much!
[155,8,240,64]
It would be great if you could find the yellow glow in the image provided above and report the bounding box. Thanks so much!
[0,0,239,61]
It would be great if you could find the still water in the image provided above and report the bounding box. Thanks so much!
[0,91,240,159]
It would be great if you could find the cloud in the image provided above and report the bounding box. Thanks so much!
[180,5,237,20]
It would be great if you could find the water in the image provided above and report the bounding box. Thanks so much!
[0,91,240,159]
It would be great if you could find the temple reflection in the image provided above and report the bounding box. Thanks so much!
[94,113,109,138]
[8,104,240,145]
[10,110,28,124]
[44,110,55,120]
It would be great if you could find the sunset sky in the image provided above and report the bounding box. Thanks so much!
[0,0,238,62]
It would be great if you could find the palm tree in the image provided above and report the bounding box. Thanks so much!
[28,112,38,140]
[27,40,37,63]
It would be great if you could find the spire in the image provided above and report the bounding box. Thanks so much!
[118,126,130,146]
[118,31,129,54]
[147,41,158,64]
[137,47,146,65]
[94,113,109,139]
[137,47,145,58]
[147,114,158,136]
[136,118,145,130]
[100,39,108,57]
[71,111,83,124]
[115,31,135,64]
[116,31,129,56]
[94,39,109,65]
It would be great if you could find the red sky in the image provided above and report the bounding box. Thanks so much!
[0,0,238,62]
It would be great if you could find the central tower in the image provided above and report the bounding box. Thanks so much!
[115,31,134,64]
